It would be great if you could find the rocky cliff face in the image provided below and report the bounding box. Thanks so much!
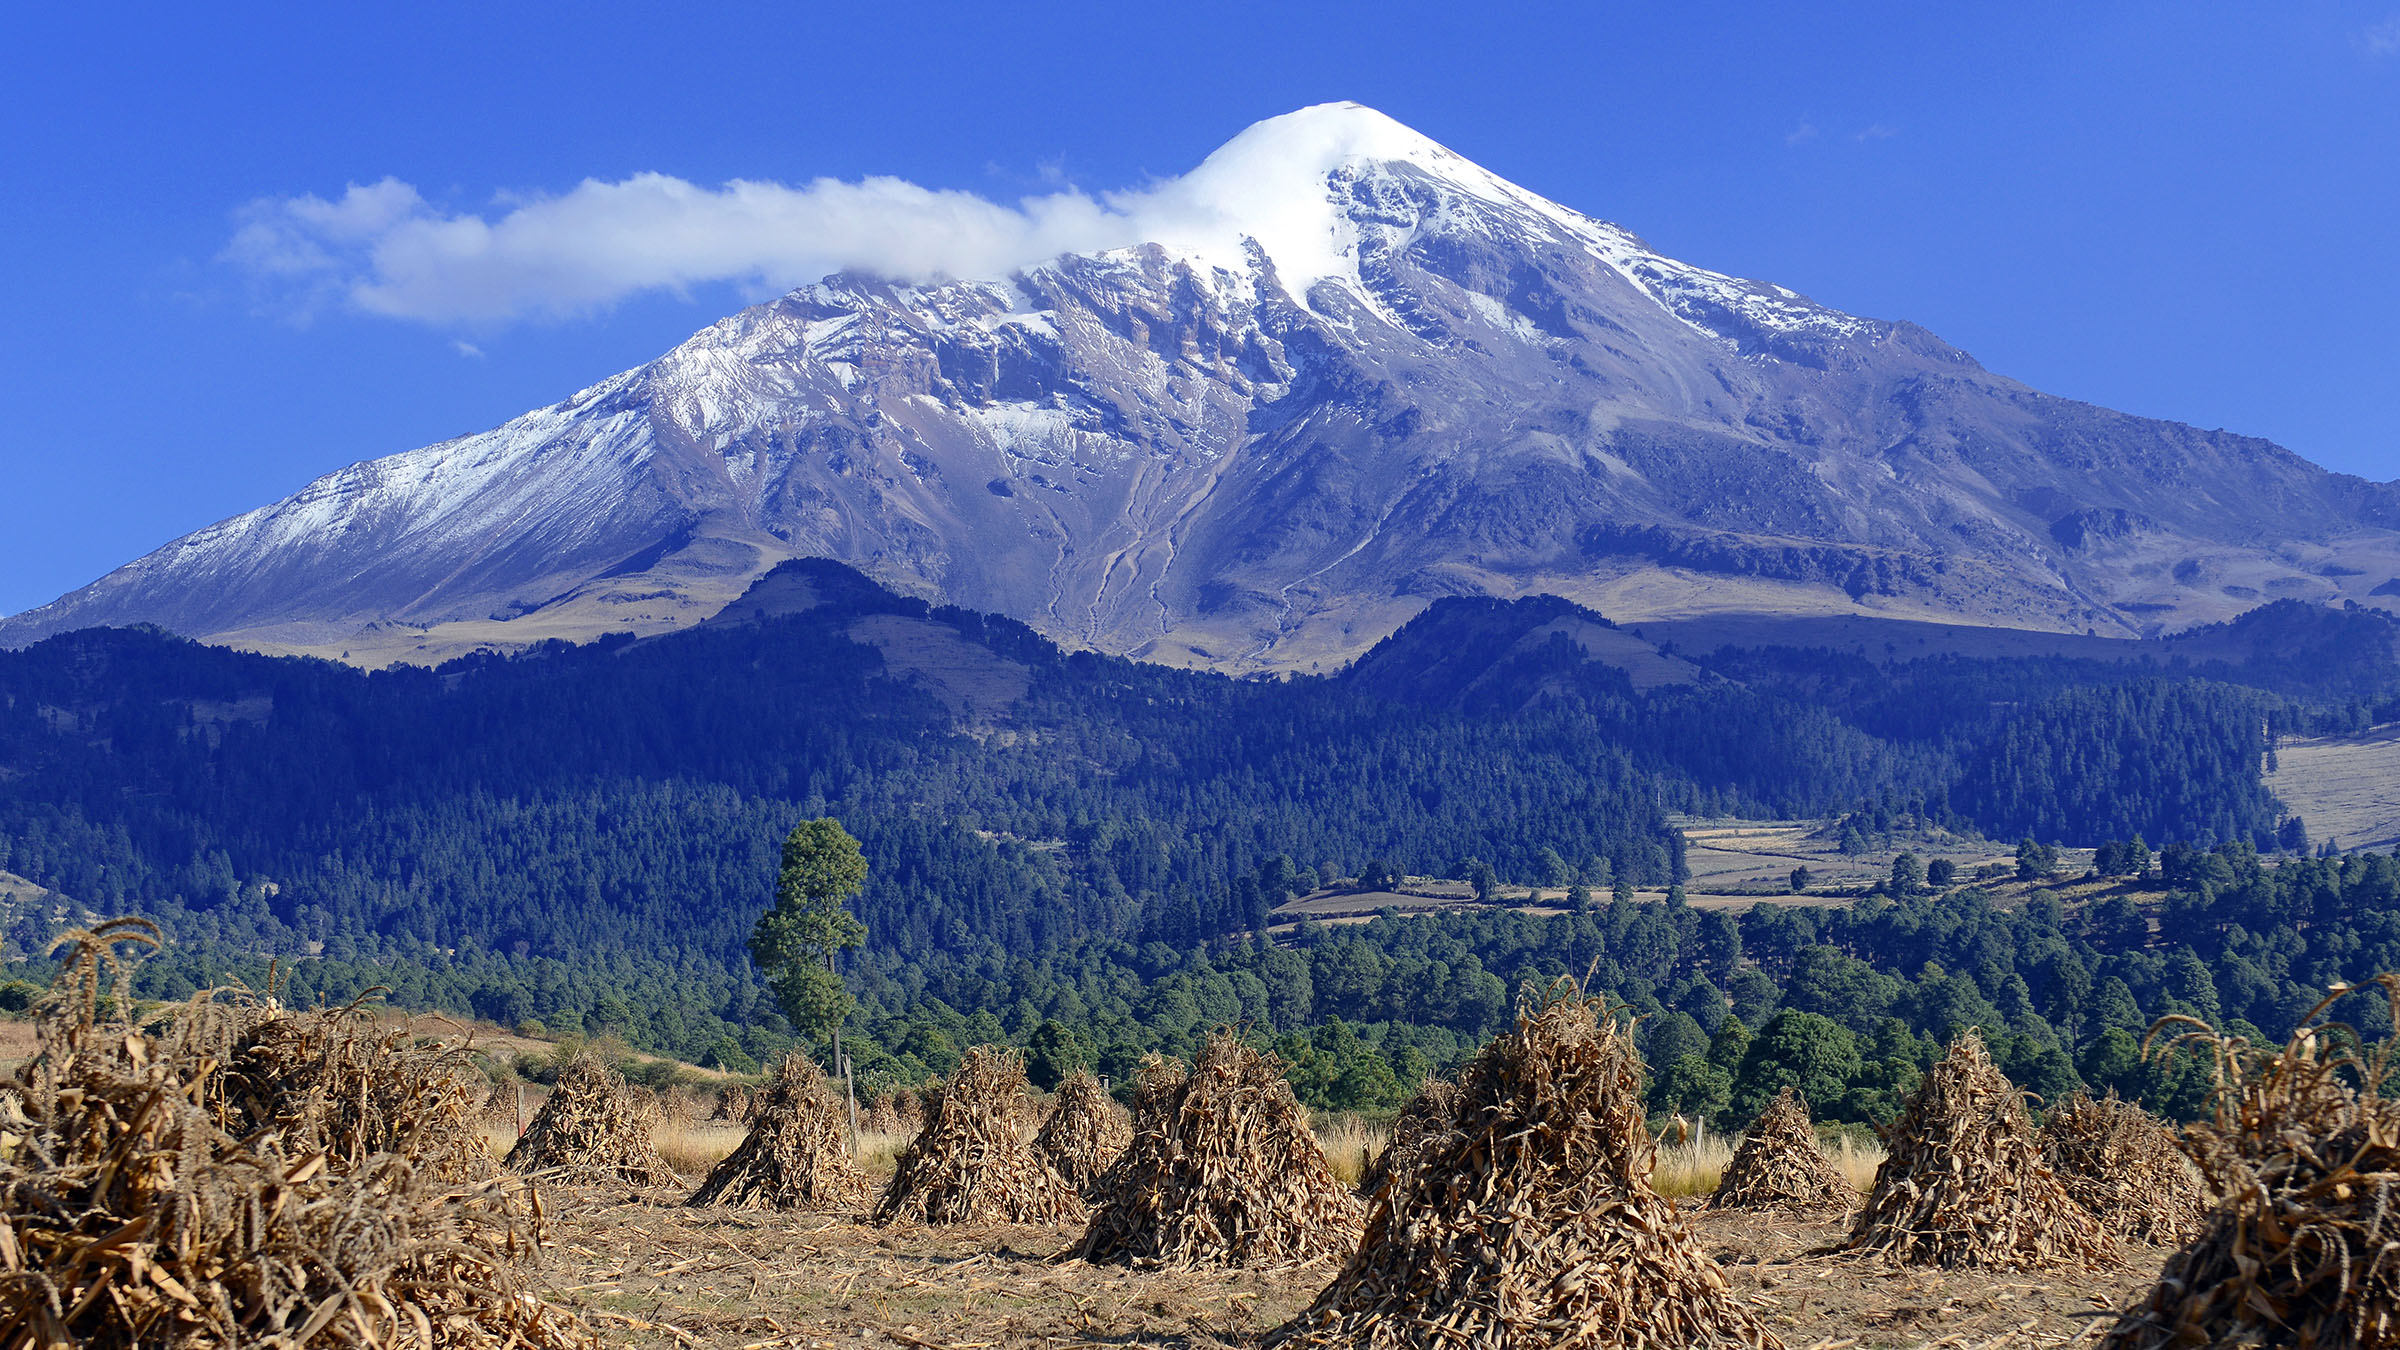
[9,103,2396,669]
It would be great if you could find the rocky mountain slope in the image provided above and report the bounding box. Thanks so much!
[8,103,2396,669]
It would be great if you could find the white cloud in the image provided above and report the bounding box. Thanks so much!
[2365,14,2400,57]
[225,172,1133,324]
[1784,123,1820,146]
[451,339,484,358]
[218,103,1500,328]
[1853,123,1899,142]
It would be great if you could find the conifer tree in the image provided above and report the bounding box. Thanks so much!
[751,819,869,1122]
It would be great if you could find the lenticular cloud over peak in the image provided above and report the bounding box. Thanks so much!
[222,102,1492,326]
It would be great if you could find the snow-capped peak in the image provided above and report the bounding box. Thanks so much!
[1082,104,1865,344]
[1115,102,1559,299]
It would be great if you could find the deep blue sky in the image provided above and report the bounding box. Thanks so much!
[4,2,2396,617]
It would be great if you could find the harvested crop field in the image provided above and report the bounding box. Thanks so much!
[529,1192,2168,1348]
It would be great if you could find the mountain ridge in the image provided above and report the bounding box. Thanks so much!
[8,103,2397,669]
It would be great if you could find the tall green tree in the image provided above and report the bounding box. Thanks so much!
[751,819,870,1066]
[1727,1010,1861,1128]
[1889,853,1924,898]
[2015,836,2060,882]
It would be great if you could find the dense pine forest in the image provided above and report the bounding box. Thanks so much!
[3,559,2398,1124]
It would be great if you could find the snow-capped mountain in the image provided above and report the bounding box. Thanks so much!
[9,103,2397,669]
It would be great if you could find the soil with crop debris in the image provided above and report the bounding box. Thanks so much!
[530,1189,2168,1349]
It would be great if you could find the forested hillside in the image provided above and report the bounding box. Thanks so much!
[2,561,2396,1121]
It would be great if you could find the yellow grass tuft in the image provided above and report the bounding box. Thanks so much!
[1827,1132,1884,1193]
[657,1120,748,1178]
[1312,1111,1390,1191]
[855,1126,914,1177]
[1653,1126,1740,1198]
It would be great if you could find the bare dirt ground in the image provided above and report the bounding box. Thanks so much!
[2268,722,2400,852]
[529,1188,2165,1349]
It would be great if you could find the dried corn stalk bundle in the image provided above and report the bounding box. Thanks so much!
[1034,1070,1132,1199]
[1079,1031,1365,1269]
[654,1088,699,1130]
[861,1091,898,1134]
[197,994,497,1184]
[484,1078,524,1128]
[625,1082,666,1130]
[711,1082,756,1123]
[1842,1030,2115,1269]
[864,1087,922,1136]
[873,1047,1082,1225]
[2105,977,2400,1349]
[720,1076,758,1119]
[891,1087,926,1136]
[686,1052,871,1210]
[504,1051,683,1189]
[1092,1054,1187,1197]
[1268,981,1781,1349]
[0,918,594,1349]
[1709,1087,1855,1214]
[1356,1077,1459,1199]
[2040,1092,2206,1244]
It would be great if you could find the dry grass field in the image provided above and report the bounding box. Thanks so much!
[0,998,2202,1348]
[2268,722,2400,852]
[527,1183,2165,1349]
[1268,813,2062,931]
[492,1111,2162,1350]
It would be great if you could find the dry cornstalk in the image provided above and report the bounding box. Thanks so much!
[873,1047,1082,1225]
[0,917,593,1349]
[709,1082,756,1124]
[484,1077,524,1129]
[891,1087,925,1136]
[2105,976,2400,1348]
[1079,1032,1365,1269]
[1709,1087,1855,1214]
[190,992,497,1185]
[2040,1092,2206,1244]
[1267,981,1782,1349]
[1034,1070,1132,1200]
[861,1092,898,1135]
[624,1082,665,1131]
[685,1052,871,1210]
[1356,1077,1458,1200]
[1841,1030,2116,1269]
[653,1088,698,1131]
[504,1051,682,1189]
